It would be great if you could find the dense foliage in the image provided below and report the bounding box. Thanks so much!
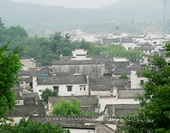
[41,88,58,103]
[107,44,144,63]
[0,43,22,122]
[122,43,170,133]
[0,18,143,65]
[0,118,70,133]
[52,97,83,116]
[52,97,96,116]
[119,74,128,79]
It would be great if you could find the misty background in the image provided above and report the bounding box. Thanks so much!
[0,0,170,36]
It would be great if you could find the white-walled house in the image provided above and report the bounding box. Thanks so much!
[71,49,92,60]
[21,58,36,70]
[122,43,138,51]
[130,70,147,89]
[33,75,89,98]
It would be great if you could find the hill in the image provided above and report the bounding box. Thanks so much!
[0,0,169,35]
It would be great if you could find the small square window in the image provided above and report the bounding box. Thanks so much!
[140,80,144,86]
[39,90,42,92]
[53,86,59,92]
[84,87,86,90]
[67,86,72,92]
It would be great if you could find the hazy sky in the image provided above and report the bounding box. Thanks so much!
[11,0,119,8]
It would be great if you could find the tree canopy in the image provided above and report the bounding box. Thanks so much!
[0,18,144,65]
[52,97,83,116]
[0,118,70,133]
[0,43,22,122]
[122,43,170,133]
[41,88,58,103]
[107,44,143,63]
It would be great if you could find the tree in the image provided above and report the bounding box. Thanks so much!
[119,74,128,79]
[0,118,70,133]
[122,43,170,133]
[107,44,143,63]
[0,43,22,122]
[0,17,4,28]
[52,97,83,116]
[41,88,58,103]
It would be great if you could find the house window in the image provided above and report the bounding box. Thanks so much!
[140,80,144,86]
[80,85,86,91]
[67,86,72,92]
[39,90,42,92]
[53,86,59,92]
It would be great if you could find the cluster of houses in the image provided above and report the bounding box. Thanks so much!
[8,32,169,133]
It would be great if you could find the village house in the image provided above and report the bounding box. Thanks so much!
[20,58,36,71]
[48,96,98,115]
[32,75,89,98]
[130,70,147,89]
[104,104,140,118]
[29,115,120,133]
[89,78,115,96]
[139,42,154,55]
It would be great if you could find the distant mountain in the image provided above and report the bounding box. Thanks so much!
[104,0,170,21]
[0,0,169,34]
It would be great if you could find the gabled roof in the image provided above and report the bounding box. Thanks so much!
[48,96,97,106]
[22,92,39,101]
[112,68,131,75]
[37,75,87,85]
[121,37,133,43]
[29,116,95,129]
[140,44,154,51]
[105,104,140,118]
[113,79,129,87]
[7,105,45,117]
[51,60,101,65]
[117,89,144,99]
[89,78,113,91]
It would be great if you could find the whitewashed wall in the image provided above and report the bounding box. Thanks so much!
[130,71,147,89]
[33,84,89,99]
[98,97,139,113]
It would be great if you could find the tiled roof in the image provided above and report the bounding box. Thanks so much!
[105,104,140,118]
[48,96,98,107]
[22,92,39,101]
[7,105,46,117]
[89,78,113,91]
[113,79,130,87]
[51,60,101,65]
[29,116,95,129]
[37,75,87,85]
[112,68,131,75]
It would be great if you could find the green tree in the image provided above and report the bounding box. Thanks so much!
[122,43,170,132]
[0,118,70,133]
[107,44,143,63]
[0,43,22,122]
[52,97,83,116]
[119,74,128,79]
[41,88,58,103]
[0,17,4,28]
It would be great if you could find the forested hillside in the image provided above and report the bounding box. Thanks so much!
[0,0,169,34]
[0,18,143,65]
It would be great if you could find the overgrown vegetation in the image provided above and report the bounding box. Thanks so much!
[0,118,70,133]
[41,88,58,103]
[122,43,170,132]
[119,74,128,79]
[52,97,96,116]
[0,18,144,65]
[0,42,22,123]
